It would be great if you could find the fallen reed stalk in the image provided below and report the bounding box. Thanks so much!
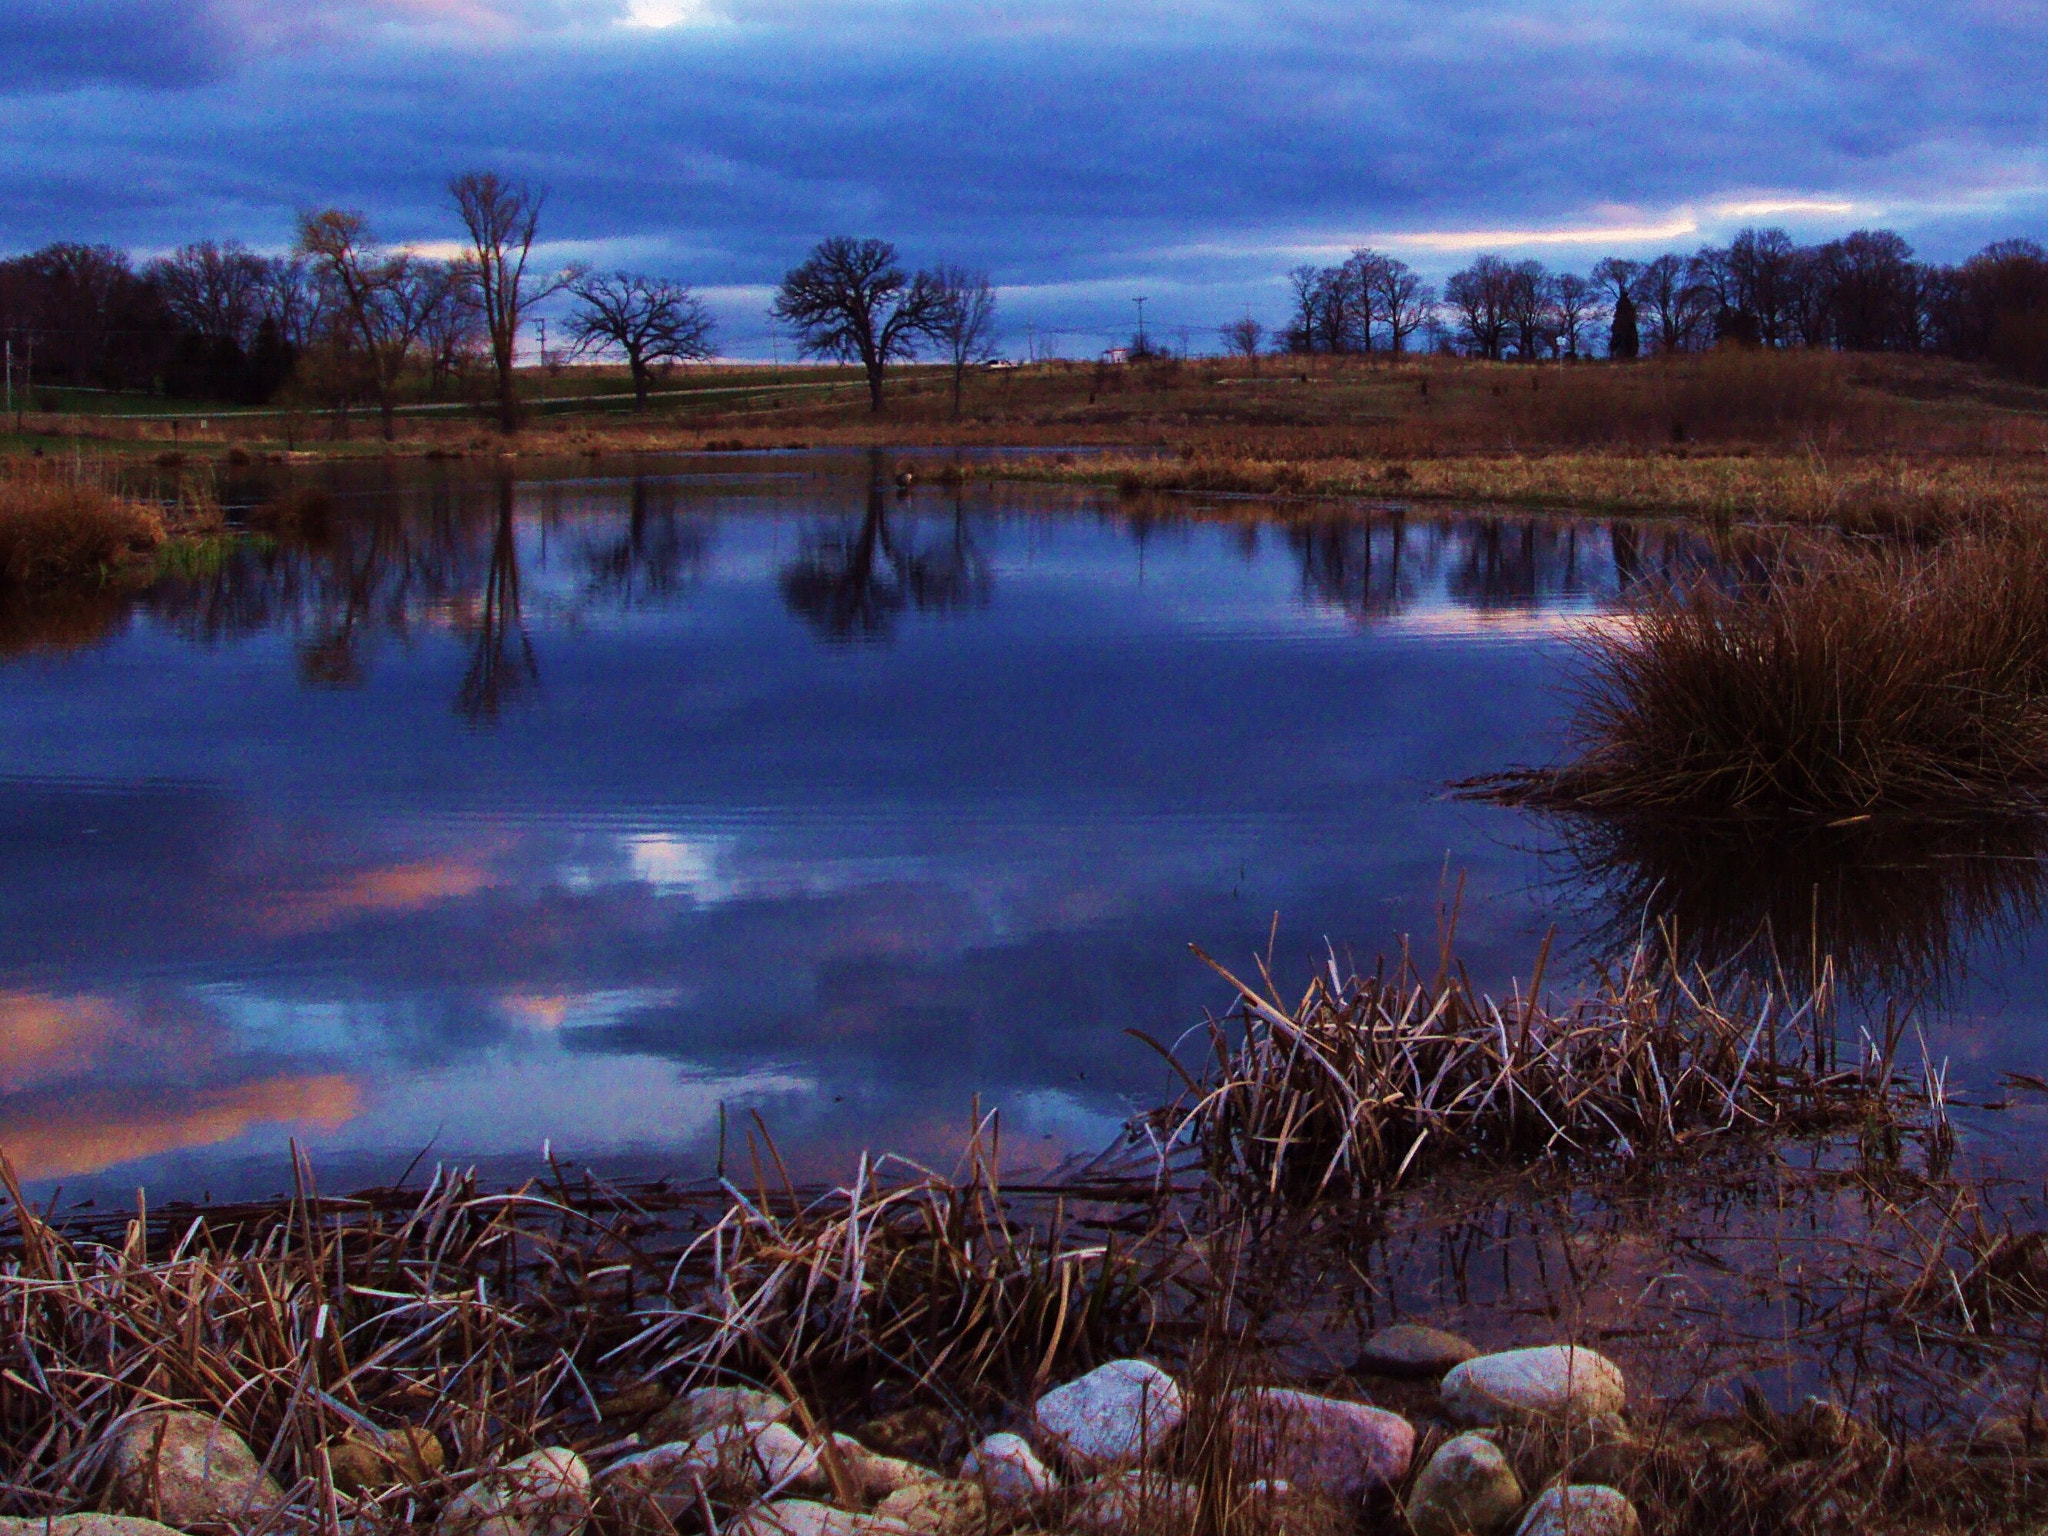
[1152,934,1925,1202]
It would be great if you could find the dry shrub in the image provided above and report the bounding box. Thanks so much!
[0,474,164,588]
[1485,531,2048,818]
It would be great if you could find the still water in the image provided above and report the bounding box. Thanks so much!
[4,453,2046,1202]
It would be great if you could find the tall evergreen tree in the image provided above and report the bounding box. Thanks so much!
[1610,287,1641,360]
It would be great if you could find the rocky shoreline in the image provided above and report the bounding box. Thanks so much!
[59,1335,1650,1536]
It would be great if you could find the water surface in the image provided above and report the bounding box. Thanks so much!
[5,453,2047,1202]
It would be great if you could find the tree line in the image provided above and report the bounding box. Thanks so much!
[0,183,1001,429]
[1277,227,2048,375]
[11,191,2048,430]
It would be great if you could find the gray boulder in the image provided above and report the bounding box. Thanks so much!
[1356,1323,1479,1379]
[1405,1432,1525,1536]
[959,1431,1055,1502]
[1033,1359,1184,1468]
[1442,1347,1626,1425]
[1067,1471,1197,1533]
[1514,1484,1640,1536]
[2,1519,188,1536]
[1226,1387,1414,1499]
[641,1386,790,1446]
[105,1410,283,1527]
[438,1447,592,1536]
[726,1502,911,1536]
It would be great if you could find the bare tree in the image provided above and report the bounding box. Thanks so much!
[296,209,455,439]
[1345,248,1392,351]
[150,240,270,346]
[921,265,999,416]
[1549,272,1600,359]
[1222,313,1265,372]
[771,236,939,412]
[449,171,581,433]
[1505,259,1553,358]
[1636,253,1709,354]
[1369,257,1434,354]
[566,272,715,410]
[1445,254,1516,359]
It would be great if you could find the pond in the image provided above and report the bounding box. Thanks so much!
[4,451,2047,1204]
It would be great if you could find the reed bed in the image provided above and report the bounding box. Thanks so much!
[0,466,165,588]
[1474,531,2048,820]
[1154,936,1923,1202]
[0,1152,663,1519]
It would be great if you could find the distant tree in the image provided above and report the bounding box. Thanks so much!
[1222,313,1265,371]
[566,271,715,410]
[1369,257,1434,354]
[296,208,456,439]
[1635,253,1708,354]
[1284,265,1322,353]
[449,171,582,433]
[1505,259,1552,358]
[1609,286,1640,359]
[1549,272,1600,359]
[771,236,940,412]
[1725,227,1799,345]
[151,241,270,348]
[921,265,1000,416]
[1445,255,1515,359]
[1344,248,1393,351]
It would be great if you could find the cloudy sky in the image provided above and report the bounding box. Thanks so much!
[3,0,2044,351]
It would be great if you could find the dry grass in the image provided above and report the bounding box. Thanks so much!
[1473,531,2048,819]
[621,1118,1192,1416]
[0,469,164,588]
[1151,931,1926,1203]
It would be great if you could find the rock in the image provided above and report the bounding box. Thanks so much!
[439,1448,592,1536]
[328,1426,445,1493]
[960,1432,1056,1502]
[598,1422,825,1515]
[1067,1472,1197,1533]
[1,1519,188,1536]
[1033,1360,1184,1468]
[854,1407,956,1465]
[749,1424,829,1495]
[1355,1324,1479,1379]
[105,1410,284,1527]
[1441,1347,1626,1426]
[1405,1432,1525,1536]
[727,1501,912,1536]
[831,1435,940,1501]
[1226,1388,1414,1500]
[874,1479,987,1535]
[1512,1484,1640,1536]
[597,1383,672,1422]
[642,1386,790,1446]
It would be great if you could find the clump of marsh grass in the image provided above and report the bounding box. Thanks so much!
[1474,531,2048,821]
[0,469,165,588]
[624,1117,1191,1413]
[1152,933,1922,1202]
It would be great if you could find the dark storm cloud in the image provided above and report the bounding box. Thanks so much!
[1,0,2045,332]
[0,0,238,91]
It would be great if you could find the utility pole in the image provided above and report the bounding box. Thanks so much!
[1132,297,1148,354]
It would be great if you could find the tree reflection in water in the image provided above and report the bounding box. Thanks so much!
[455,479,538,723]
[779,479,992,642]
